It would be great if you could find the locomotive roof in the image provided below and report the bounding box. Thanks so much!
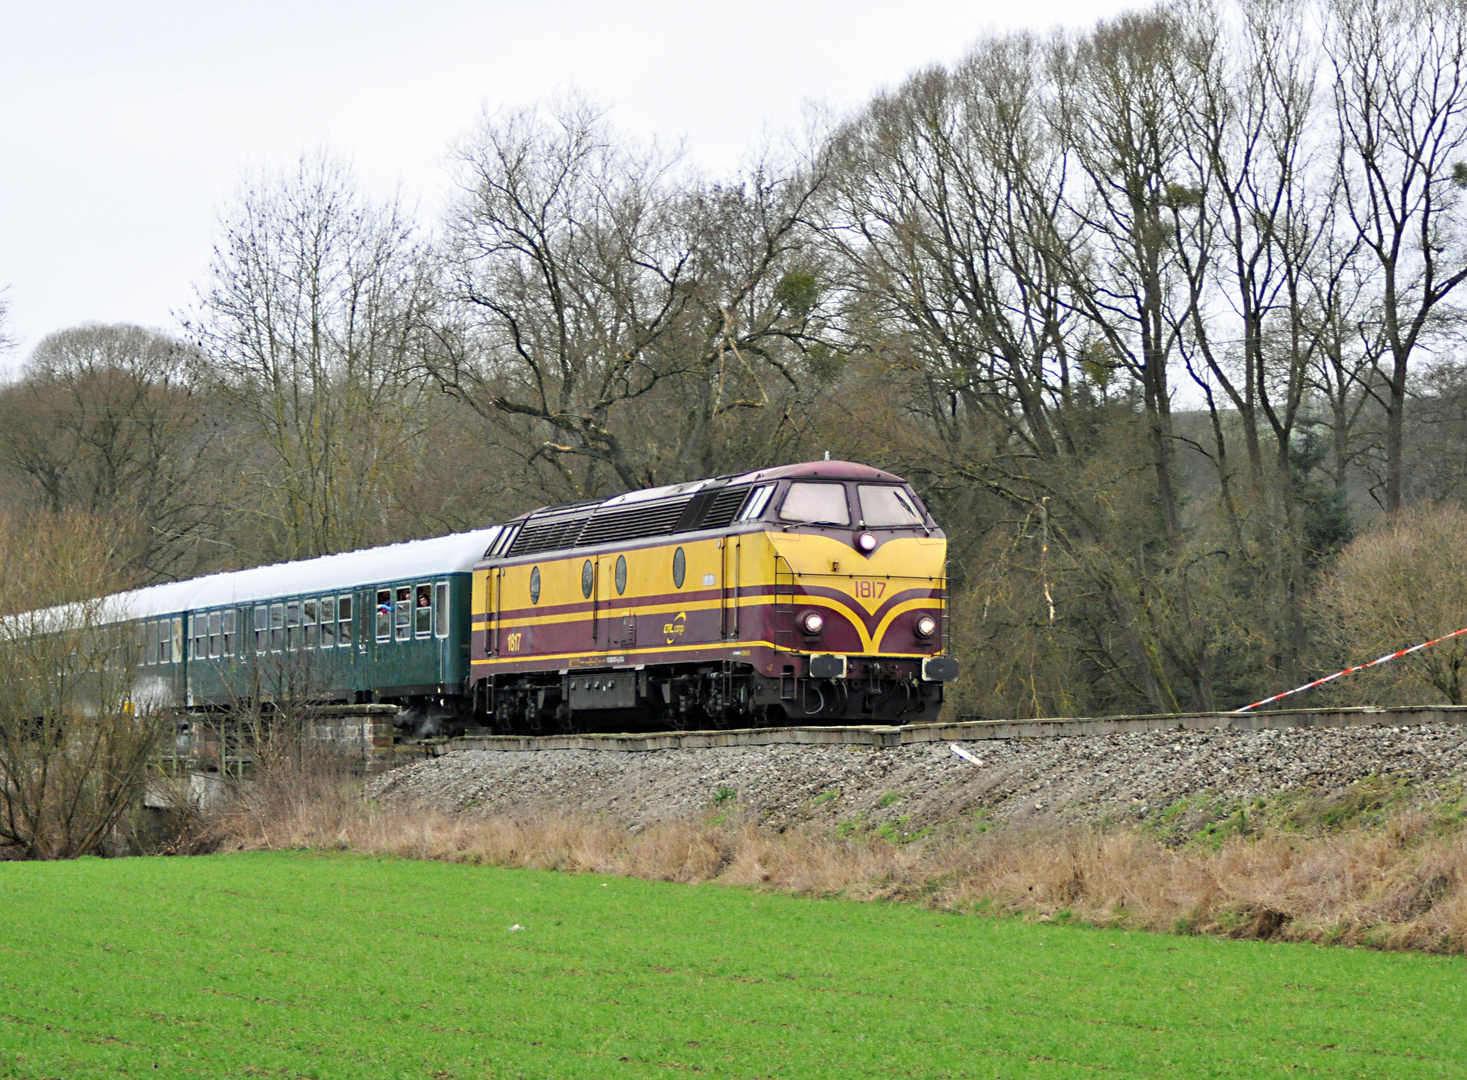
[495,460,911,560]
[726,460,904,485]
[509,460,905,523]
[103,527,502,622]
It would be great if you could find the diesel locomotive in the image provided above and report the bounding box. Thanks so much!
[97,460,955,734]
[470,460,956,731]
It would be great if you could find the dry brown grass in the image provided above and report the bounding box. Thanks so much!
[202,775,1467,954]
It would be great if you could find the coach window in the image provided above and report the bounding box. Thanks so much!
[189,614,203,659]
[145,621,158,665]
[380,590,393,642]
[414,584,432,638]
[222,610,235,656]
[376,589,392,642]
[581,559,593,599]
[615,555,628,595]
[254,605,269,654]
[395,586,411,641]
[157,619,171,664]
[434,582,449,638]
[320,599,335,648]
[208,611,222,658]
[303,598,318,649]
[338,595,354,646]
[778,482,850,526]
[529,566,541,605]
[270,603,285,653]
[672,547,686,589]
[286,601,301,651]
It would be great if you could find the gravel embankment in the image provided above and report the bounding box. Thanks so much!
[366,724,1467,832]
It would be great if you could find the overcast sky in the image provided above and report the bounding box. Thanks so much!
[0,0,1137,359]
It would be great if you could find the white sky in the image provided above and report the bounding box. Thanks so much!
[0,0,1137,358]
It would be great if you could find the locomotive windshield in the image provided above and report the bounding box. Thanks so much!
[778,482,851,525]
[858,485,923,527]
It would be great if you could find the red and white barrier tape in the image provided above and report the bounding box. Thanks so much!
[1235,626,1467,712]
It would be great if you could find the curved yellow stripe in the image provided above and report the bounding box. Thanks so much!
[873,598,940,646]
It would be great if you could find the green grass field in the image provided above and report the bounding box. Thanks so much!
[1,853,1463,1078]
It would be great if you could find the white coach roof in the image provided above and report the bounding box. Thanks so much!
[107,527,502,622]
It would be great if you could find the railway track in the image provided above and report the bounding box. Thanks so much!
[436,703,1467,754]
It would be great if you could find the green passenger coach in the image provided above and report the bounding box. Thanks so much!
[111,529,500,736]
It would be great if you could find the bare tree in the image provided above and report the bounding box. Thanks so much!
[1317,503,1467,702]
[1328,0,1467,512]
[0,287,16,355]
[437,98,831,495]
[0,324,214,582]
[186,154,435,560]
[435,99,690,495]
[0,513,168,858]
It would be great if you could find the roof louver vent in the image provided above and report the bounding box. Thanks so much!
[577,497,694,547]
[502,485,758,559]
[699,487,751,530]
[508,514,590,556]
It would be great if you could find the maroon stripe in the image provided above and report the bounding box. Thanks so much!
[494,582,941,623]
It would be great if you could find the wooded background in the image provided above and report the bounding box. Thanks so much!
[4,0,1467,718]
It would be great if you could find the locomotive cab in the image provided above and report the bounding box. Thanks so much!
[470,461,955,733]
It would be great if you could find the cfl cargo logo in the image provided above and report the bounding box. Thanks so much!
[663,611,687,644]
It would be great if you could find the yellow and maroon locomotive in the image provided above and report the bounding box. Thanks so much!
[470,460,956,731]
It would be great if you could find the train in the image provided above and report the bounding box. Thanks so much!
[100,459,956,734]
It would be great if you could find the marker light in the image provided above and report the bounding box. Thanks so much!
[856,532,877,553]
[914,614,938,638]
[800,611,825,635]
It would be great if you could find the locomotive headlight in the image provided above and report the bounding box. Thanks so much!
[856,532,877,553]
[800,610,825,635]
[914,614,938,638]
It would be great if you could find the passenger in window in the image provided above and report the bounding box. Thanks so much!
[376,590,392,642]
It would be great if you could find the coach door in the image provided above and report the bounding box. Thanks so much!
[720,536,741,639]
[593,555,607,652]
